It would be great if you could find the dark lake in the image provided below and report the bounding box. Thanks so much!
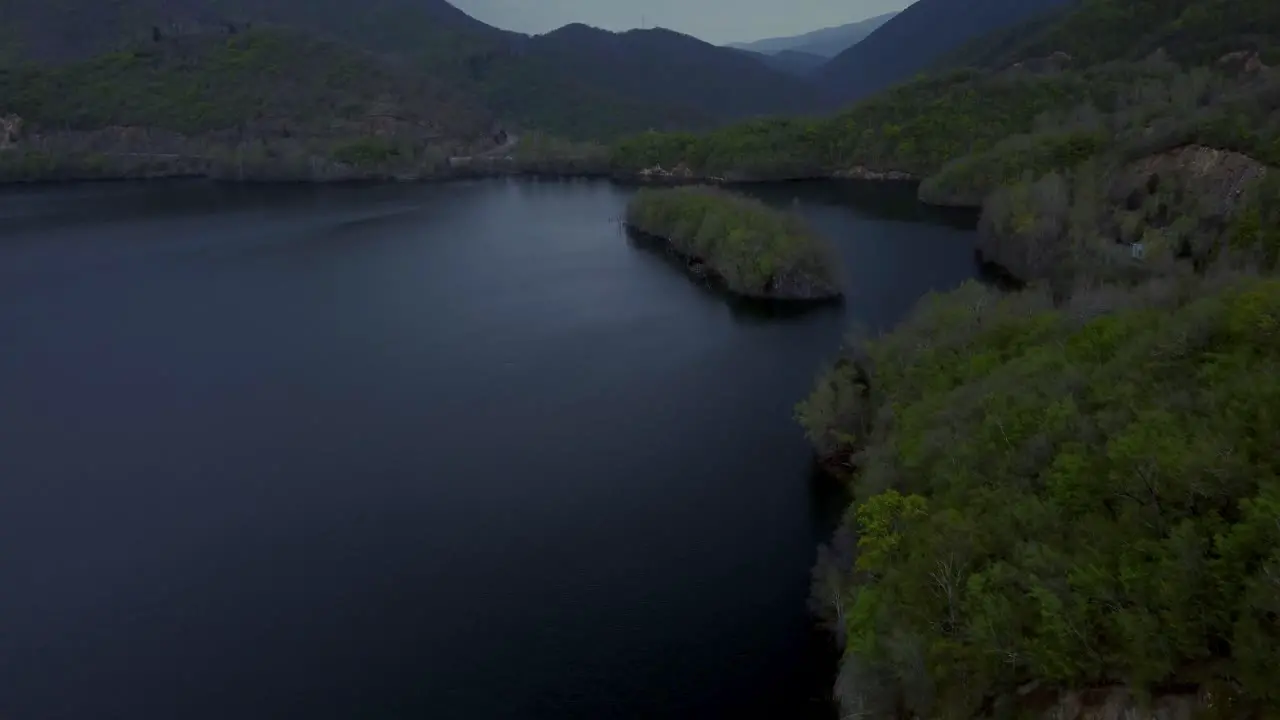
[0,178,978,720]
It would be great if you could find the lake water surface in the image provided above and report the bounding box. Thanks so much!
[0,178,977,720]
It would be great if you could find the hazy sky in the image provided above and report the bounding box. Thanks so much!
[451,0,913,45]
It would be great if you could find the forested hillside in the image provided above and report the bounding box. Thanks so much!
[613,0,1280,186]
[0,29,487,137]
[610,62,1184,180]
[0,28,502,181]
[0,0,828,142]
[945,0,1280,70]
[775,1,1280,718]
[800,268,1280,719]
[817,0,1073,102]
[523,25,832,122]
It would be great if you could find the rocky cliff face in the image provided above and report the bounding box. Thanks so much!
[0,115,22,148]
[1110,144,1268,220]
[633,163,727,183]
[1001,50,1074,77]
[832,166,917,181]
[1037,685,1205,720]
[977,144,1271,289]
[1217,49,1270,77]
[1105,144,1268,268]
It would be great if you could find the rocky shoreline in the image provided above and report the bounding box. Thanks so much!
[0,155,925,188]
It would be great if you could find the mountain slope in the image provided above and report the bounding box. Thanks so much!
[0,0,507,62]
[0,28,491,138]
[945,0,1280,70]
[0,0,830,139]
[0,27,504,182]
[817,0,1073,102]
[526,25,833,121]
[727,11,898,58]
[743,48,829,76]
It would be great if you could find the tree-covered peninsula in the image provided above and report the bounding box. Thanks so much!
[624,186,842,301]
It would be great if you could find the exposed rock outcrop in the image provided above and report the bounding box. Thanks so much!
[0,114,22,149]
[1109,144,1267,221]
[1217,50,1270,76]
[1039,686,1202,720]
[977,144,1270,287]
[832,165,917,181]
[632,163,726,183]
[1005,50,1074,76]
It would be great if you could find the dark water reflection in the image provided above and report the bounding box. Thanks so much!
[0,178,978,720]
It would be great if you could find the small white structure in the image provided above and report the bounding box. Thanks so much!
[1131,242,1146,260]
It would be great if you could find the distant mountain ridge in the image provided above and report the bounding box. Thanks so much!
[739,48,829,76]
[0,0,833,140]
[0,0,506,61]
[817,0,1074,101]
[727,11,899,58]
[525,24,832,118]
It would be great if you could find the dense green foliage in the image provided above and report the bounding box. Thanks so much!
[798,273,1280,717]
[1,0,830,143]
[0,29,486,137]
[508,132,610,174]
[1115,73,1280,167]
[624,186,841,299]
[0,29,501,181]
[919,128,1111,206]
[794,55,1280,720]
[965,65,1280,208]
[610,63,1188,181]
[0,132,463,183]
[968,71,1280,289]
[791,7,1280,711]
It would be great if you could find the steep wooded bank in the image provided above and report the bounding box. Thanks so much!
[972,70,1280,292]
[798,270,1280,719]
[787,2,1280,717]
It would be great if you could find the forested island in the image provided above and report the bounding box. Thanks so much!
[624,186,842,300]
